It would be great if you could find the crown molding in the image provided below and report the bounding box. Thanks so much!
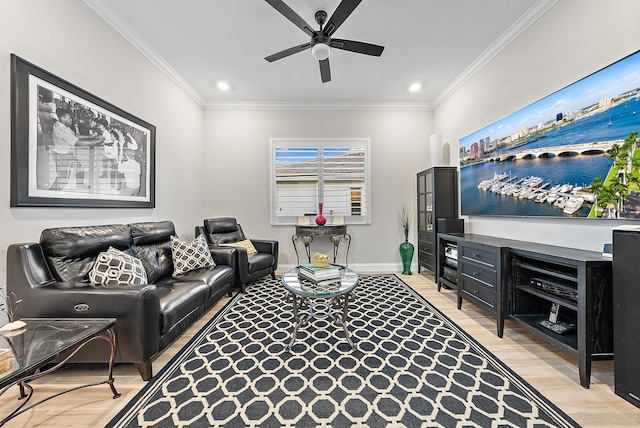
[83,0,206,107]
[431,0,559,108]
[204,101,433,111]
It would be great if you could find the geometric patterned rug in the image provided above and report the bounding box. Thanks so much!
[106,274,580,428]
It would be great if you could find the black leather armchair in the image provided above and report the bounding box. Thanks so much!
[196,217,278,292]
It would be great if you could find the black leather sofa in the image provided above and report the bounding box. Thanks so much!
[6,221,235,380]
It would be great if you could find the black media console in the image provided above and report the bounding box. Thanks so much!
[437,233,613,389]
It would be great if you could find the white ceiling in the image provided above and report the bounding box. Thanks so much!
[84,0,556,109]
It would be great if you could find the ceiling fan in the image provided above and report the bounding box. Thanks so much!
[264,0,384,83]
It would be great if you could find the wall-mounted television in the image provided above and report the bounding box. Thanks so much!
[459,50,640,219]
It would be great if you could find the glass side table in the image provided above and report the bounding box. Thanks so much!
[0,318,120,426]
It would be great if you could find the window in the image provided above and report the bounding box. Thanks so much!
[271,138,370,225]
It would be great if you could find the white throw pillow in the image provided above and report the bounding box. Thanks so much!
[89,247,148,286]
[170,235,215,275]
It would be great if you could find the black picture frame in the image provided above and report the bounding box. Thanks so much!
[10,54,155,208]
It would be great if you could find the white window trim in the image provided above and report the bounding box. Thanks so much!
[270,138,371,226]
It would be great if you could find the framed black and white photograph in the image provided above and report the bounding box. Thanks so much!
[10,54,155,208]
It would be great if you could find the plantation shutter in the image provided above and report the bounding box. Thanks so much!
[273,146,320,217]
[322,146,367,217]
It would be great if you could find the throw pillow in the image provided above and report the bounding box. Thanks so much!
[170,235,215,275]
[221,239,258,256]
[89,247,148,286]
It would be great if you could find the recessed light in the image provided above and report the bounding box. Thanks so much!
[409,83,422,92]
[217,81,230,91]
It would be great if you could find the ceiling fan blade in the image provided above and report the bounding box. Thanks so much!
[323,0,362,37]
[319,59,331,83]
[331,39,384,56]
[265,42,312,62]
[265,0,315,37]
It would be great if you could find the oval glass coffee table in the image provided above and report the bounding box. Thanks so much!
[281,265,359,351]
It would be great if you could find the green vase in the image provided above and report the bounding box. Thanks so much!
[399,240,414,275]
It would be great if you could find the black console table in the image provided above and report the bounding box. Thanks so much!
[437,233,613,388]
[293,225,351,265]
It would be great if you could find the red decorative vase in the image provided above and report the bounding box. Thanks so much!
[315,203,327,226]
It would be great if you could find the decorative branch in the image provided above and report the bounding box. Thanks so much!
[401,203,411,241]
[0,289,22,324]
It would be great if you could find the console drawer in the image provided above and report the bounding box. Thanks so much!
[460,260,496,288]
[460,244,497,269]
[460,275,496,310]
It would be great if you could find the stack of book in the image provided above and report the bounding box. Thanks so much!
[298,263,341,284]
[0,349,13,373]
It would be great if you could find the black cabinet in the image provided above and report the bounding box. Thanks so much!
[439,234,508,338]
[509,245,612,389]
[458,242,503,334]
[416,167,458,274]
[612,226,640,408]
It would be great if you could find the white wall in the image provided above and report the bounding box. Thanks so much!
[0,1,206,285]
[203,109,433,270]
[434,0,640,251]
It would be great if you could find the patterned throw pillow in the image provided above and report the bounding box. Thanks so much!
[170,235,215,275]
[89,247,148,286]
[221,239,258,256]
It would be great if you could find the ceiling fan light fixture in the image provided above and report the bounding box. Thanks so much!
[264,1,384,82]
[312,43,331,60]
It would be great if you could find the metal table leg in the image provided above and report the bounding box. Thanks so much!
[330,233,351,266]
[287,293,310,351]
[332,293,354,349]
[292,234,313,265]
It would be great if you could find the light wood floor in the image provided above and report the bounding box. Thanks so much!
[1,272,639,427]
